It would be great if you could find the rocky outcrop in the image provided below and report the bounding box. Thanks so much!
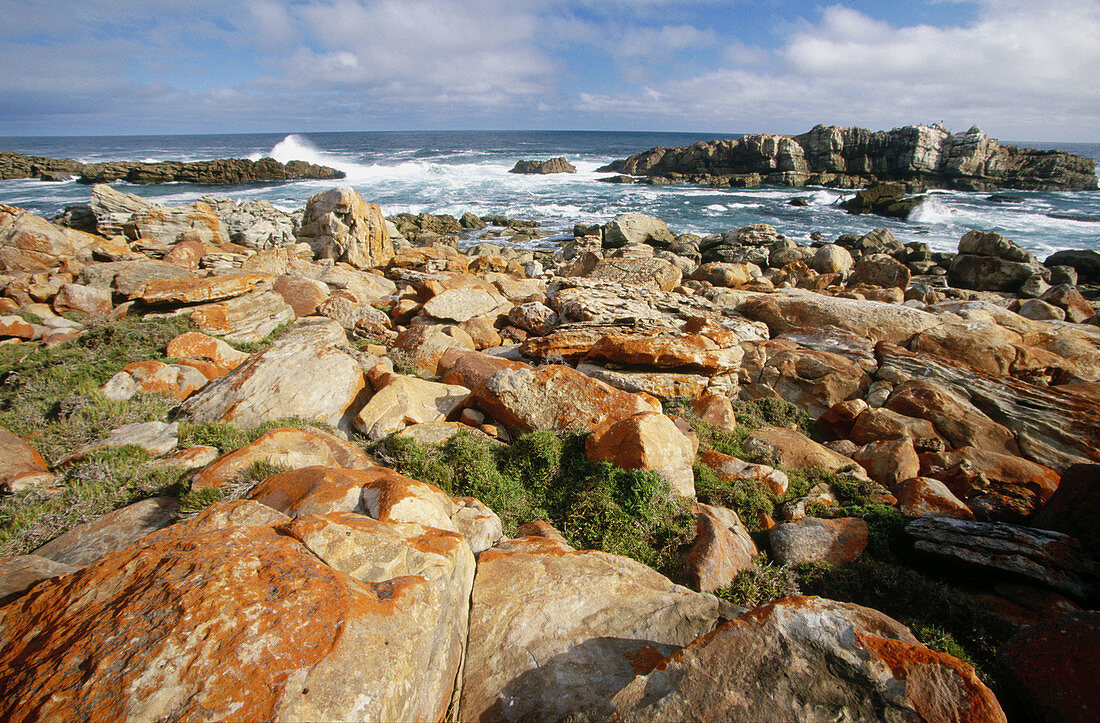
[297,186,394,270]
[509,157,577,174]
[0,151,344,184]
[600,124,1098,191]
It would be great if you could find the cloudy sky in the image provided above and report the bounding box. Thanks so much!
[1,0,1097,140]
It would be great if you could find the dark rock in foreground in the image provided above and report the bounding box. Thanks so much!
[0,151,345,185]
[510,157,577,174]
[599,124,1098,191]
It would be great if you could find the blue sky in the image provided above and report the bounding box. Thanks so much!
[0,0,1097,140]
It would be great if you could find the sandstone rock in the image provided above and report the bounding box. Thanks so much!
[0,500,468,722]
[1018,298,1066,321]
[248,465,367,517]
[272,274,329,317]
[585,412,696,497]
[769,517,869,566]
[31,497,179,568]
[852,438,920,487]
[949,231,1048,292]
[921,446,1061,522]
[166,331,250,371]
[1045,249,1100,284]
[848,253,911,289]
[689,393,737,431]
[745,341,870,420]
[298,186,394,269]
[810,243,853,274]
[393,323,476,377]
[884,378,1019,456]
[587,257,682,291]
[51,283,111,316]
[593,595,1005,722]
[0,315,36,339]
[1040,284,1094,323]
[576,363,713,401]
[61,421,179,465]
[1000,611,1100,723]
[906,517,1098,600]
[189,427,375,491]
[586,328,744,375]
[438,348,530,395]
[0,555,79,606]
[353,373,470,440]
[0,427,50,492]
[849,406,945,451]
[878,344,1100,472]
[699,448,789,497]
[602,213,675,249]
[395,421,500,447]
[743,426,866,475]
[177,341,367,434]
[100,360,209,401]
[422,287,509,323]
[894,477,975,520]
[740,288,937,344]
[130,272,270,306]
[0,205,99,271]
[685,503,757,592]
[506,301,557,336]
[459,532,721,722]
[690,261,755,288]
[471,365,656,434]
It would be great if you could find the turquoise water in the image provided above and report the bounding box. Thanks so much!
[1,130,1097,258]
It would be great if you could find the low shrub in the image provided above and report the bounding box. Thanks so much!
[714,554,801,609]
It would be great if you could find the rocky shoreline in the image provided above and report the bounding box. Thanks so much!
[0,151,345,184]
[0,183,1098,721]
[599,123,1099,192]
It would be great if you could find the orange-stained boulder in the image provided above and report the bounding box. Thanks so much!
[473,364,657,434]
[166,330,250,371]
[885,378,1019,456]
[587,330,744,375]
[768,517,869,566]
[852,438,920,487]
[51,283,111,316]
[0,427,50,492]
[893,477,975,520]
[698,448,788,497]
[439,348,530,395]
[690,393,737,432]
[393,323,476,377]
[186,289,296,344]
[849,406,944,451]
[188,427,375,491]
[0,315,36,339]
[129,272,270,305]
[0,500,473,722]
[594,596,1005,722]
[31,497,179,568]
[685,502,757,592]
[0,204,100,271]
[272,274,329,317]
[586,412,696,497]
[298,186,394,270]
[743,341,870,420]
[920,446,1061,522]
[100,359,209,401]
[248,465,367,518]
[743,426,866,476]
[353,373,470,441]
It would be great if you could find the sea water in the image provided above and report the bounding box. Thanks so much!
[0,130,1097,259]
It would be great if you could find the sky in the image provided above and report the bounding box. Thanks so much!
[0,0,1097,141]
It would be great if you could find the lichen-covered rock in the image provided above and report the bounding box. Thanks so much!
[894,477,974,520]
[353,373,470,441]
[743,426,865,475]
[685,503,757,592]
[586,412,696,497]
[0,427,50,492]
[0,204,100,271]
[587,257,682,291]
[769,517,869,566]
[592,596,1006,722]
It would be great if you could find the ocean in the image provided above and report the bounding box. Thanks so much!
[1,130,1097,258]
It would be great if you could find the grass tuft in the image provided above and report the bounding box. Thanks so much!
[714,554,801,609]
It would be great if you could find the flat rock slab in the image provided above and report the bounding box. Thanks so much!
[0,555,79,606]
[130,272,270,305]
[32,497,179,568]
[769,516,869,566]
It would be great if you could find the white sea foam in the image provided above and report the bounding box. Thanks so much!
[909,197,957,224]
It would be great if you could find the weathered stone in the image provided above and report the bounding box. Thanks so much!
[698,448,789,497]
[745,341,870,419]
[509,157,577,174]
[849,406,945,451]
[100,360,209,401]
[459,531,721,722]
[894,477,975,520]
[689,393,737,431]
[0,500,470,722]
[740,288,937,344]
[507,301,557,336]
[422,287,509,323]
[51,283,112,316]
[884,378,1019,456]
[0,315,36,339]
[906,516,1098,600]
[586,412,696,497]
[353,373,470,441]
[810,244,853,274]
[166,331,250,371]
[685,503,757,592]
[393,323,476,377]
[272,274,329,317]
[587,257,682,292]
[187,288,297,343]
[1032,464,1100,557]
[852,438,920,487]
[189,427,375,491]
[177,341,367,434]
[0,555,79,606]
[297,186,394,269]
[593,596,1005,723]
[0,205,99,271]
[0,427,50,492]
[576,363,713,401]
[743,426,866,475]
[32,497,179,568]
[769,517,869,566]
[61,421,179,465]
[130,272,269,305]
[921,446,1061,522]
[471,365,656,434]
[602,213,676,249]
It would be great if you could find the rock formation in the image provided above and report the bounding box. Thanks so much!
[509,156,577,174]
[0,151,344,184]
[600,124,1098,191]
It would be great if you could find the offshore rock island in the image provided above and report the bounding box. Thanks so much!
[0,151,345,185]
[600,123,1099,191]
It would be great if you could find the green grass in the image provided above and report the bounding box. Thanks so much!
[177,417,337,453]
[0,446,186,558]
[372,430,694,580]
[714,554,801,609]
[178,459,289,517]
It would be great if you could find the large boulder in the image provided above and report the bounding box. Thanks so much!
[30,497,178,568]
[458,529,721,722]
[769,517,869,566]
[0,204,100,271]
[948,230,1048,292]
[176,341,367,434]
[740,289,938,345]
[586,257,683,291]
[509,157,577,174]
[471,364,657,434]
[685,503,757,592]
[0,499,475,722]
[585,412,696,497]
[921,446,1060,521]
[0,427,51,492]
[602,213,676,249]
[592,596,1005,722]
[353,372,471,441]
[743,426,865,475]
[297,186,394,269]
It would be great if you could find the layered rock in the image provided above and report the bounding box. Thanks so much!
[600,124,1097,191]
[0,151,344,184]
[509,157,577,174]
